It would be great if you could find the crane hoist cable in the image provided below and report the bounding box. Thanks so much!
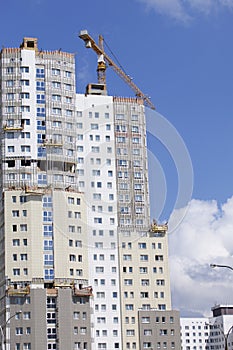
[103,37,128,76]
[79,30,155,110]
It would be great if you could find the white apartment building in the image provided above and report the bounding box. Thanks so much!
[181,305,233,350]
[0,37,173,350]
[0,37,92,350]
[208,305,233,350]
[75,94,122,348]
[180,317,210,350]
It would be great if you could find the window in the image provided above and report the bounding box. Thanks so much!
[155,255,163,261]
[140,267,148,274]
[52,68,60,76]
[76,269,83,276]
[7,132,14,140]
[126,330,135,336]
[8,146,15,153]
[52,107,61,115]
[123,255,132,261]
[23,312,31,320]
[116,113,125,120]
[20,254,28,261]
[91,146,100,153]
[140,255,148,261]
[158,304,166,310]
[124,279,133,286]
[7,67,14,74]
[139,242,147,249]
[52,94,61,102]
[66,109,73,117]
[118,159,128,167]
[111,318,118,326]
[36,81,45,91]
[68,197,75,204]
[20,66,29,73]
[156,279,165,286]
[80,327,87,334]
[135,194,143,202]
[20,105,30,112]
[94,217,102,224]
[73,311,80,320]
[35,67,45,78]
[77,157,84,164]
[92,170,101,176]
[21,145,30,152]
[20,224,27,231]
[20,79,29,86]
[96,266,104,273]
[125,304,134,310]
[52,81,61,89]
[21,132,30,139]
[141,279,149,286]
[65,83,72,91]
[143,342,152,349]
[142,317,150,324]
[37,94,45,104]
[7,93,15,100]
[91,123,98,130]
[70,254,76,262]
[13,239,20,246]
[140,292,149,298]
[131,113,138,120]
[16,327,23,335]
[6,80,14,87]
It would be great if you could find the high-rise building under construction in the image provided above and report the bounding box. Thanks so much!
[0,37,179,350]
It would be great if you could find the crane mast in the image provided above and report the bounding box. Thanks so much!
[79,30,155,110]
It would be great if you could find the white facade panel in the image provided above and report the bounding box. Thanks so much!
[76,94,122,350]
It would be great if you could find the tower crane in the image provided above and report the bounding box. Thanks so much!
[79,30,155,110]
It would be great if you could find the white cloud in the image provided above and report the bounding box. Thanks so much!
[168,197,233,316]
[138,0,191,22]
[137,0,233,22]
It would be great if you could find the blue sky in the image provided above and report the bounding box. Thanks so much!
[1,0,233,207]
[1,0,233,315]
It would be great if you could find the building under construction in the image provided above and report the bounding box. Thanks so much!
[0,35,180,349]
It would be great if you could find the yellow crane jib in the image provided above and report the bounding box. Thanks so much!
[78,30,155,110]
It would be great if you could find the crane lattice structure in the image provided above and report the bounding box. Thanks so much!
[79,30,155,110]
